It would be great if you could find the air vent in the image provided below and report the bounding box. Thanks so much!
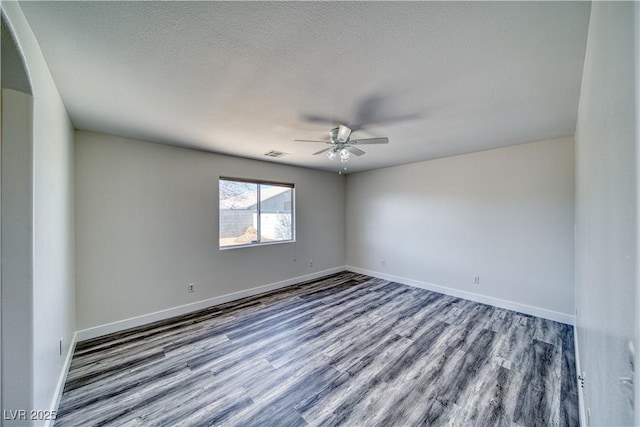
[264,150,288,158]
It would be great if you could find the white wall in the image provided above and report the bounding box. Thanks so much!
[636,4,640,425]
[346,137,575,323]
[74,130,345,331]
[1,88,34,425]
[575,1,637,425]
[1,1,75,423]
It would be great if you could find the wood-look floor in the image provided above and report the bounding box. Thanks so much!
[56,272,579,426]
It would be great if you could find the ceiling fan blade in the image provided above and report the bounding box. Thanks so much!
[354,113,422,129]
[351,94,384,129]
[337,125,352,143]
[312,147,333,155]
[346,146,366,156]
[351,94,422,128]
[294,139,330,143]
[300,113,348,126]
[351,137,389,145]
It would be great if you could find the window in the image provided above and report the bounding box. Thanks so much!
[219,177,294,248]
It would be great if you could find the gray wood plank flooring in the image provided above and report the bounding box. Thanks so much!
[55,272,579,426]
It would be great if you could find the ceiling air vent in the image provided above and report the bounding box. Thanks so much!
[264,150,288,159]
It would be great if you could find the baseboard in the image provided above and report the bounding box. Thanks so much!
[75,267,346,341]
[573,325,588,426]
[45,331,78,427]
[57,267,578,423]
[75,264,574,340]
[345,266,575,325]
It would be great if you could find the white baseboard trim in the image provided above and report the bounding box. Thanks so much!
[45,331,78,427]
[346,266,575,325]
[75,267,346,342]
[55,267,578,421]
[573,326,588,426]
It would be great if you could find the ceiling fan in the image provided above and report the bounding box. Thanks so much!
[295,125,389,162]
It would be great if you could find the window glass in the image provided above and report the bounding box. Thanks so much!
[219,178,294,248]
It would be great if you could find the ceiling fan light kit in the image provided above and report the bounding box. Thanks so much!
[294,125,389,164]
[324,147,350,162]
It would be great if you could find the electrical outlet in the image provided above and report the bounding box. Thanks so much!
[473,276,480,285]
[309,260,313,268]
[188,283,195,293]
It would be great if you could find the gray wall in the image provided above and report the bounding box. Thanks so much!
[74,130,345,330]
[574,2,638,425]
[345,137,576,322]
[1,1,75,423]
[2,87,34,425]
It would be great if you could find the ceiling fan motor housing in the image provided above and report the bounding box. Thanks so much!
[329,128,341,143]
[331,125,353,143]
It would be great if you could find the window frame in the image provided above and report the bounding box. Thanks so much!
[218,176,295,250]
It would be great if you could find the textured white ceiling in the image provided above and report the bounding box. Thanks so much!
[19,1,590,173]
